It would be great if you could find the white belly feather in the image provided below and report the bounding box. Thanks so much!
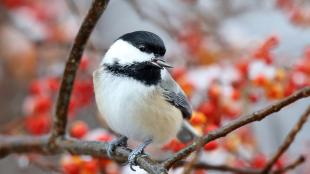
[93,69,183,145]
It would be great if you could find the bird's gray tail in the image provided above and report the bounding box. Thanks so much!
[177,121,200,143]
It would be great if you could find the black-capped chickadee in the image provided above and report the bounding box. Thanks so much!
[93,31,197,170]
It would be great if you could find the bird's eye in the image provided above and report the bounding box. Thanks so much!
[138,45,146,52]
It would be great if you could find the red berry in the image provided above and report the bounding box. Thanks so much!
[25,115,50,135]
[73,80,94,107]
[204,141,218,151]
[223,103,241,119]
[62,161,80,174]
[204,124,218,134]
[253,35,279,64]
[2,0,26,8]
[208,84,221,100]
[47,78,60,92]
[96,134,113,142]
[198,102,216,117]
[231,89,241,101]
[248,92,259,103]
[162,139,186,152]
[82,159,98,174]
[79,56,89,71]
[251,154,267,169]
[98,158,111,167]
[68,99,77,117]
[70,121,89,139]
[34,96,52,114]
[236,61,249,76]
[29,80,43,96]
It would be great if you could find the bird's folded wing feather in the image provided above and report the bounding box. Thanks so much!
[160,70,192,119]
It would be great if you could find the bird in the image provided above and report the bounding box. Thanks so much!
[93,31,196,170]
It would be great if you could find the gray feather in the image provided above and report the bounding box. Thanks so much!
[177,121,200,143]
[160,70,192,119]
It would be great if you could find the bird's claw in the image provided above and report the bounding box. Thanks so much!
[128,149,149,171]
[128,139,152,171]
[107,136,128,158]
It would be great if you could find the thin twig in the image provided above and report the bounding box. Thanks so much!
[176,155,305,174]
[273,155,305,174]
[175,160,260,174]
[162,87,310,169]
[262,105,310,173]
[127,0,177,36]
[50,0,109,141]
[181,151,200,174]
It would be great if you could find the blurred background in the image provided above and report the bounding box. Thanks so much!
[0,0,310,173]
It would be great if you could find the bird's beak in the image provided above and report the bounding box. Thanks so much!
[151,57,173,69]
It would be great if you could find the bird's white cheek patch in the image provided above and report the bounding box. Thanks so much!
[101,40,154,65]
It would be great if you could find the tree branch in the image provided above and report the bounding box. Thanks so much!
[162,87,310,169]
[262,105,310,173]
[0,135,167,174]
[0,136,51,157]
[50,0,109,141]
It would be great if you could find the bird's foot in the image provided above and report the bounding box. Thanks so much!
[128,138,152,171]
[107,136,128,158]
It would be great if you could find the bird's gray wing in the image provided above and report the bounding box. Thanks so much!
[160,70,198,143]
[160,70,192,119]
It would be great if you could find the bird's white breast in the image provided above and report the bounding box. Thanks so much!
[93,68,183,145]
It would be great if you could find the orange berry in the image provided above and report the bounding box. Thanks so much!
[275,69,286,81]
[267,83,284,99]
[178,79,195,97]
[253,74,269,87]
[190,112,207,125]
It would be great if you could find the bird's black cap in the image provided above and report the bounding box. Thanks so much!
[118,31,166,57]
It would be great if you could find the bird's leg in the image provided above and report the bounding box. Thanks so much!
[128,138,153,171]
[107,135,128,158]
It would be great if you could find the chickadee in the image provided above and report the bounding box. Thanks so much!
[93,31,196,170]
